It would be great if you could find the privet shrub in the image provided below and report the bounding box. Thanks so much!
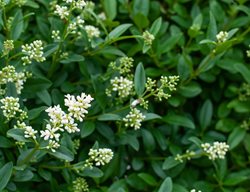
[0,0,250,191]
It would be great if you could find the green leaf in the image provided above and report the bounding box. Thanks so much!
[158,177,173,192]
[24,77,52,93]
[43,43,59,57]
[28,106,47,120]
[119,133,140,151]
[224,173,248,186]
[132,0,149,16]
[103,0,117,20]
[149,17,162,36]
[10,9,24,40]
[162,156,180,170]
[49,146,74,161]
[228,127,246,150]
[106,24,132,40]
[199,99,213,130]
[80,121,95,138]
[7,129,28,142]
[234,63,250,83]
[5,82,17,97]
[13,169,33,182]
[134,62,146,96]
[0,136,14,148]
[163,114,195,129]
[141,129,156,153]
[0,162,13,191]
[60,54,85,64]
[159,33,182,54]
[137,173,157,186]
[97,113,122,121]
[78,167,104,178]
[143,113,161,121]
[133,13,149,29]
[36,90,52,106]
[207,11,217,40]
[179,82,202,98]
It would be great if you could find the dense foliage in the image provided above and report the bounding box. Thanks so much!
[0,0,250,191]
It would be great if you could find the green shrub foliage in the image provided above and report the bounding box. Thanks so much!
[0,0,250,191]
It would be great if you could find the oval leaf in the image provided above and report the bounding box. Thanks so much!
[134,62,146,96]
[0,162,13,191]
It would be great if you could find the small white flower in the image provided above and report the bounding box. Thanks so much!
[40,124,60,141]
[52,30,60,40]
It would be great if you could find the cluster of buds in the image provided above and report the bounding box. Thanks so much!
[51,30,60,41]
[72,177,89,192]
[0,97,27,121]
[142,30,155,46]
[190,189,202,192]
[40,93,93,152]
[85,148,113,167]
[2,40,14,55]
[175,150,196,163]
[240,118,250,130]
[13,0,26,7]
[63,0,86,9]
[0,65,31,95]
[109,57,134,75]
[107,76,134,99]
[201,142,229,160]
[145,76,179,101]
[21,40,46,65]
[216,31,228,43]
[68,16,85,34]
[123,108,145,130]
[84,25,100,41]
[239,83,250,101]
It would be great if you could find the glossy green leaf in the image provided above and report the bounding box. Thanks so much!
[163,114,195,129]
[199,99,213,130]
[158,177,173,192]
[106,24,132,40]
[103,0,117,20]
[138,172,157,186]
[97,113,122,121]
[80,121,96,138]
[0,162,13,191]
[228,127,246,150]
[134,62,146,96]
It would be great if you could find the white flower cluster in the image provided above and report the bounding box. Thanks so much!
[216,31,228,43]
[123,108,145,130]
[55,5,69,19]
[142,30,155,46]
[64,93,94,122]
[0,97,27,121]
[15,121,37,140]
[190,189,202,192]
[88,148,113,166]
[21,40,46,65]
[84,25,100,40]
[40,93,93,152]
[72,177,89,192]
[0,65,30,95]
[110,76,133,98]
[201,142,229,160]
